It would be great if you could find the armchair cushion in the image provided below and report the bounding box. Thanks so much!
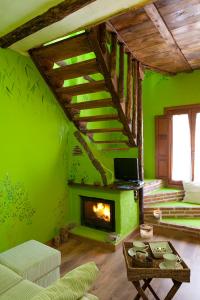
[31,262,99,300]
[0,280,43,300]
[0,264,22,295]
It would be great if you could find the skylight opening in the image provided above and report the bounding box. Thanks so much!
[44,30,85,46]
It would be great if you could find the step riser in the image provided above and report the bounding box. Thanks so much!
[144,191,184,199]
[145,206,200,218]
[150,222,200,238]
[144,195,184,204]
[144,180,164,194]
[145,213,200,218]
[144,207,200,212]
[144,190,185,204]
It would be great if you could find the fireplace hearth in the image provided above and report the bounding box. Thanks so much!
[81,196,115,232]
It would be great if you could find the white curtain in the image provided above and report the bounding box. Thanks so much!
[172,114,192,181]
[194,113,200,182]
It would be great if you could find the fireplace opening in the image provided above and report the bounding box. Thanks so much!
[81,196,115,232]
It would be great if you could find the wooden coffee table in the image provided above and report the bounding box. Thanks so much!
[123,242,190,300]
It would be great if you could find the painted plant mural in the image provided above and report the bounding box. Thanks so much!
[0,175,35,225]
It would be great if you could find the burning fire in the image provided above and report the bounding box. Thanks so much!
[93,203,110,222]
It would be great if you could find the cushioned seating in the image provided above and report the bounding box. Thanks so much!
[0,261,99,300]
[0,241,99,299]
[0,280,43,300]
[32,262,99,300]
[183,181,200,204]
[0,240,61,287]
[0,264,22,295]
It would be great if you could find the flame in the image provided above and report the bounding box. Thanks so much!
[93,202,110,222]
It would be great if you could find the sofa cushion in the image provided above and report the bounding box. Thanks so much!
[0,240,61,282]
[31,262,99,300]
[0,263,22,295]
[0,279,43,300]
[183,181,200,204]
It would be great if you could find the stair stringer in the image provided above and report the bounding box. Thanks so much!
[74,131,114,186]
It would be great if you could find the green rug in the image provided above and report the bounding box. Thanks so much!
[147,201,200,208]
[163,218,200,228]
[146,187,182,195]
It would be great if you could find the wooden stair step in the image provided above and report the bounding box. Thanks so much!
[31,33,92,62]
[93,140,128,144]
[73,114,118,122]
[81,128,124,134]
[46,59,99,80]
[65,99,114,110]
[102,147,130,151]
[56,80,107,97]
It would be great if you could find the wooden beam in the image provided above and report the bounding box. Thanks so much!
[30,33,91,61]
[73,114,118,122]
[56,80,107,97]
[47,59,98,80]
[126,53,133,123]
[132,60,139,140]
[74,131,107,185]
[110,32,118,80]
[118,43,125,102]
[0,0,96,48]
[65,99,113,109]
[82,128,123,134]
[98,23,107,54]
[137,67,144,224]
[56,61,95,82]
[93,140,128,144]
[144,3,192,72]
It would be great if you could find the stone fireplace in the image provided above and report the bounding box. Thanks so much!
[81,196,115,232]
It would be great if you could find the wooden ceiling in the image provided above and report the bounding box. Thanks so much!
[110,0,200,74]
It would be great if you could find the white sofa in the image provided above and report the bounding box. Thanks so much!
[0,240,99,300]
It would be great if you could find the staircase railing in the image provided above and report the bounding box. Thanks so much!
[89,23,140,146]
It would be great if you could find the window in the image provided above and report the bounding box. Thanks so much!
[172,114,191,181]
[195,113,200,182]
[156,104,200,186]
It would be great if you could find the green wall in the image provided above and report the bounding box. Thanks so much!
[143,70,200,179]
[0,48,115,251]
[0,48,70,251]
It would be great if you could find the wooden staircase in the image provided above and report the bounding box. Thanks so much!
[30,24,141,149]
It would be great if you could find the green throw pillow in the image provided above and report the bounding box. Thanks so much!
[31,262,99,300]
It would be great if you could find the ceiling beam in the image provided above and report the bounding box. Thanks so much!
[0,0,96,48]
[144,3,192,72]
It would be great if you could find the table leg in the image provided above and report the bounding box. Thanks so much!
[134,279,152,300]
[132,281,148,300]
[145,280,160,300]
[164,280,182,300]
[134,279,160,300]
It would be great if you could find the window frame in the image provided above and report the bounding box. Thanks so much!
[163,104,200,187]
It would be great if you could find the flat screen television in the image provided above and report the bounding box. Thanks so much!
[114,158,139,182]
